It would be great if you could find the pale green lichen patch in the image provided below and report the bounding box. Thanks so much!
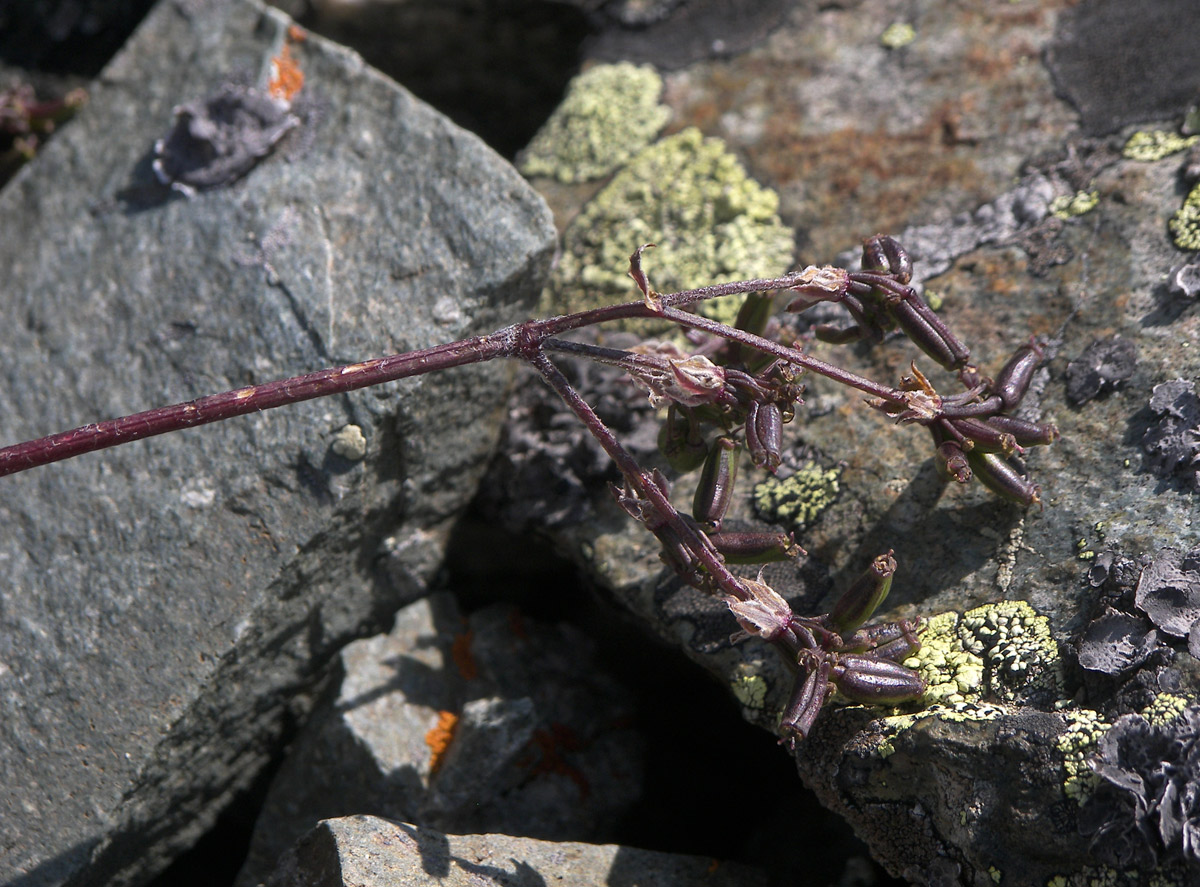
[879,22,916,49]
[729,662,768,710]
[519,62,671,183]
[552,127,795,328]
[1050,190,1099,219]
[1169,182,1200,250]
[958,600,1062,701]
[904,610,986,705]
[1056,708,1109,804]
[1143,692,1189,726]
[1122,129,1199,161]
[752,462,841,529]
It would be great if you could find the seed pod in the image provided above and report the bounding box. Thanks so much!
[993,342,1043,410]
[840,619,922,659]
[692,436,740,528]
[745,401,784,472]
[657,407,709,473]
[709,530,803,564]
[828,551,897,634]
[986,415,1059,448]
[833,655,925,706]
[967,451,1041,507]
[935,439,972,484]
[780,657,831,745]
[949,417,1019,455]
[861,235,913,283]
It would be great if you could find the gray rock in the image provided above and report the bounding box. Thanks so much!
[236,594,643,886]
[264,815,770,887]
[0,1,555,885]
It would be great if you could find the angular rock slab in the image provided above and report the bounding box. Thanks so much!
[0,1,556,885]
[264,815,769,887]
[236,593,644,886]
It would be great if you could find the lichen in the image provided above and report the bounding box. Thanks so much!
[730,669,768,709]
[879,22,916,49]
[752,462,841,529]
[330,424,367,460]
[905,600,1062,707]
[1050,190,1099,219]
[1121,129,1199,162]
[551,127,795,328]
[518,62,671,183]
[1057,708,1110,804]
[1169,182,1200,250]
[1143,692,1190,726]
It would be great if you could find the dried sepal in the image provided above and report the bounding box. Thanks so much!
[723,571,795,643]
[628,243,661,311]
[785,265,850,311]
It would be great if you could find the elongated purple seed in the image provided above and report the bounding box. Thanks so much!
[692,436,739,527]
[986,415,1059,447]
[709,529,802,563]
[746,401,784,471]
[967,451,1041,506]
[949,417,1019,455]
[993,342,1043,410]
[833,655,925,705]
[829,551,897,634]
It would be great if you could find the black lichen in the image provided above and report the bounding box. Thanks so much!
[1142,379,1200,490]
[1065,335,1136,405]
[1135,547,1200,641]
[1077,607,1160,675]
[152,84,298,195]
[1079,705,1200,869]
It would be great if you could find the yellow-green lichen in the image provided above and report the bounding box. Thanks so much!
[730,668,768,709]
[880,22,916,49]
[752,462,840,529]
[1142,692,1189,726]
[958,600,1062,701]
[519,62,671,183]
[1056,708,1110,804]
[551,127,795,327]
[989,866,1002,884]
[1122,129,1199,162]
[1169,182,1200,250]
[1050,190,1099,219]
[904,610,986,705]
[903,601,1061,706]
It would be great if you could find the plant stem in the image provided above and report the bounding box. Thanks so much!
[528,351,749,602]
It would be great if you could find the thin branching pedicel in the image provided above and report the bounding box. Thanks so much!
[0,235,1056,743]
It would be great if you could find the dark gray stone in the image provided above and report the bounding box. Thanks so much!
[0,1,556,884]
[263,815,770,887]
[235,593,644,886]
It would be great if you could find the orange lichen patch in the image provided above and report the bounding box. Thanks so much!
[268,44,304,103]
[706,859,721,875]
[287,24,307,43]
[525,723,591,800]
[451,630,478,680]
[425,710,459,773]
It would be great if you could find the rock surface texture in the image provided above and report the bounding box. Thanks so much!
[264,815,769,887]
[236,593,645,886]
[0,1,555,885]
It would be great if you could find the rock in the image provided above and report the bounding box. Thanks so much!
[264,815,770,887]
[235,594,643,886]
[0,1,555,885]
